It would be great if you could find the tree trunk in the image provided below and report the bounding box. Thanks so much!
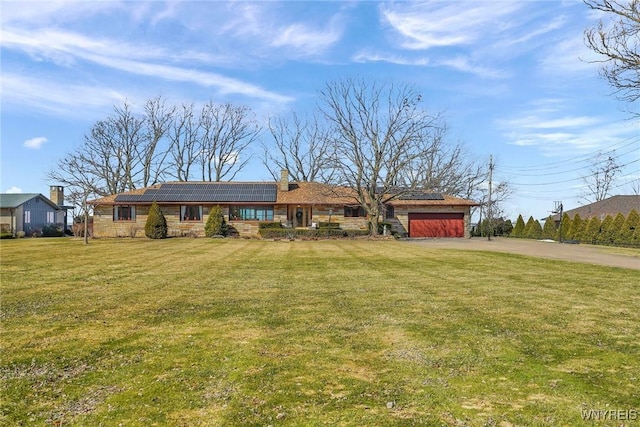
[83,209,89,245]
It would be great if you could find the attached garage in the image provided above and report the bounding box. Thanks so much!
[408,212,465,238]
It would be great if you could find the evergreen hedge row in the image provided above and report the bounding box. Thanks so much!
[509,209,639,247]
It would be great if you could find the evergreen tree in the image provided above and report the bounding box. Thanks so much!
[583,216,601,244]
[205,205,227,237]
[610,212,626,245]
[512,215,525,238]
[542,216,557,240]
[523,216,536,239]
[618,209,639,245]
[597,215,614,244]
[527,219,543,239]
[556,213,572,242]
[567,214,583,241]
[632,220,640,246]
[145,201,167,239]
[503,219,513,236]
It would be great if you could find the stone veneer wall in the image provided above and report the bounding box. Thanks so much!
[93,203,471,238]
[94,205,267,238]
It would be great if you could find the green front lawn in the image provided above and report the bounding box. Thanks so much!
[1,238,638,426]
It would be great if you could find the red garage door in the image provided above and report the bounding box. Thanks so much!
[409,212,464,238]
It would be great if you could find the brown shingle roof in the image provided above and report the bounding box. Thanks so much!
[89,186,155,205]
[276,182,358,204]
[90,180,478,207]
[387,194,477,207]
[555,195,640,220]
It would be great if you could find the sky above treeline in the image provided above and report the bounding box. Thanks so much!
[1,1,638,220]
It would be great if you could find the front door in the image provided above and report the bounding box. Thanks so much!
[288,206,312,227]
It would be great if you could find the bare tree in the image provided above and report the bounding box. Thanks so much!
[262,112,335,182]
[139,96,175,186]
[474,180,512,236]
[167,103,200,181]
[50,109,138,198]
[584,0,640,108]
[319,78,445,234]
[399,126,485,199]
[199,102,259,181]
[581,152,621,203]
[48,154,100,244]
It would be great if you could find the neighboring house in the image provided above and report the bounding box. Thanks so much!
[0,186,71,236]
[553,195,640,222]
[89,171,477,238]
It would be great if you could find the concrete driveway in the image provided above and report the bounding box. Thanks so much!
[405,237,640,270]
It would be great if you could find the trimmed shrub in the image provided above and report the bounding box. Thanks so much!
[205,205,227,237]
[526,219,543,239]
[618,209,639,245]
[0,232,14,239]
[523,216,535,239]
[258,228,370,239]
[596,215,614,244]
[512,215,525,238]
[610,212,626,245]
[541,216,557,240]
[582,216,601,244]
[567,214,584,241]
[145,201,167,239]
[633,221,640,246]
[42,225,64,237]
[258,222,284,229]
[498,218,513,236]
[318,222,341,229]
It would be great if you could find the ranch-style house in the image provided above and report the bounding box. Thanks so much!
[89,171,477,238]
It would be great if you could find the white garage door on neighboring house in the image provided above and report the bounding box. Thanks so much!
[408,212,465,238]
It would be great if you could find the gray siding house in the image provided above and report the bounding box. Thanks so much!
[0,186,70,236]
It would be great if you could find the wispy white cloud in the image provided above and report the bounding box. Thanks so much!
[0,1,120,26]
[1,27,219,66]
[435,56,508,79]
[495,15,567,50]
[540,35,601,75]
[1,73,127,117]
[352,50,505,78]
[24,137,48,150]
[1,27,293,106]
[5,186,23,194]
[380,2,525,50]
[217,2,344,57]
[270,22,342,53]
[503,115,600,130]
[498,101,639,156]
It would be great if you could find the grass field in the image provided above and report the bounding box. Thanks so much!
[1,238,639,426]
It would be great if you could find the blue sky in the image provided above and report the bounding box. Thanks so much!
[1,0,638,221]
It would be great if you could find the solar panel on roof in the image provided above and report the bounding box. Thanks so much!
[114,183,278,203]
[398,192,444,200]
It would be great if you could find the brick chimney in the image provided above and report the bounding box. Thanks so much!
[280,170,289,192]
[50,185,64,206]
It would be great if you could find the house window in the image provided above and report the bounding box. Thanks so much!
[229,206,274,221]
[24,211,31,224]
[113,205,135,221]
[181,205,202,221]
[46,211,55,223]
[385,205,395,219]
[344,205,366,217]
